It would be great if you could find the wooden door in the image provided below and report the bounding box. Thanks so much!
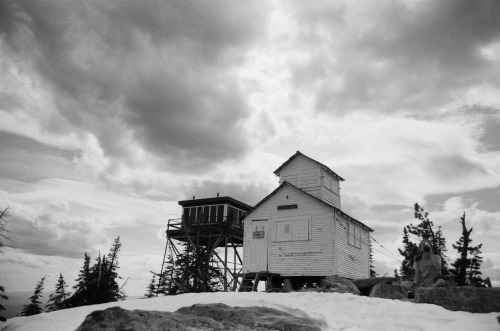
[245,219,270,272]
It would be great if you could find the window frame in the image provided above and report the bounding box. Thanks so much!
[348,222,362,249]
[274,218,310,242]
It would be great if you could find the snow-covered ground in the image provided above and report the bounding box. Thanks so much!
[1,292,498,331]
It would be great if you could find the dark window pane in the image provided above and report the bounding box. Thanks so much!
[217,205,224,222]
[197,207,203,221]
[210,206,217,222]
[190,207,197,221]
[227,206,236,223]
[203,206,209,222]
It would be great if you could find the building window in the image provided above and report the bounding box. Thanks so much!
[275,219,310,242]
[348,223,361,248]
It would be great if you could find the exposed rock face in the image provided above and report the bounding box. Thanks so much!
[76,304,322,331]
[369,283,406,300]
[300,276,360,295]
[352,277,393,296]
[177,303,322,331]
[76,306,224,331]
[415,287,500,313]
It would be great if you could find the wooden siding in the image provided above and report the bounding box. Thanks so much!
[335,213,371,279]
[278,155,323,201]
[243,185,335,276]
[323,187,341,209]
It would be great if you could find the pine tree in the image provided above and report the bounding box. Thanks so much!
[0,285,8,322]
[67,237,126,307]
[160,239,223,294]
[449,213,485,286]
[99,236,126,302]
[145,275,157,298]
[398,227,419,278]
[21,277,45,316]
[406,203,450,275]
[86,236,126,304]
[1,207,11,322]
[369,242,377,278]
[157,254,178,295]
[46,273,71,312]
[67,253,91,307]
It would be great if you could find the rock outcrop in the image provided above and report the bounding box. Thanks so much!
[76,304,322,331]
[415,287,500,313]
[177,303,322,331]
[352,277,393,296]
[368,283,407,300]
[299,276,360,295]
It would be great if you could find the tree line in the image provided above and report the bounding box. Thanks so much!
[19,236,126,316]
[0,207,126,320]
[398,203,488,286]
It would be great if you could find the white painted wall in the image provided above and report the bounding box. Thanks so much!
[244,184,336,276]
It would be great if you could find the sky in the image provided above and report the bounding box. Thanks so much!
[1,0,500,297]
[3,292,499,330]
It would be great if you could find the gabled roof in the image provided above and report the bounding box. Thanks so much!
[243,181,373,232]
[273,151,345,182]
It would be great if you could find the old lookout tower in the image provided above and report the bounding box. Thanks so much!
[159,195,252,292]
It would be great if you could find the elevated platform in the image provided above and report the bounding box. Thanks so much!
[166,217,244,247]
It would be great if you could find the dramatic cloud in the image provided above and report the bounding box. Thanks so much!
[282,1,500,113]
[0,0,270,176]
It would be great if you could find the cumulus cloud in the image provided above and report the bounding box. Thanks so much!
[7,199,106,258]
[0,0,270,180]
[281,0,500,113]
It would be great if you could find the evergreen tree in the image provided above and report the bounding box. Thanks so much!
[21,277,45,316]
[0,207,13,254]
[98,236,126,302]
[398,227,419,278]
[1,207,12,322]
[406,203,450,274]
[369,242,377,278]
[0,285,8,322]
[46,273,71,312]
[145,275,157,298]
[449,213,485,286]
[67,236,126,307]
[159,239,223,294]
[157,254,178,295]
[175,241,223,293]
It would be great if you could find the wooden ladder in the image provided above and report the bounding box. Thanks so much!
[238,273,260,292]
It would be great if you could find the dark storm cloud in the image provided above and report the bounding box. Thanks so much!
[289,0,500,113]
[124,65,249,170]
[0,0,268,171]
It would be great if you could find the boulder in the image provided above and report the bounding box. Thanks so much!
[369,283,406,300]
[76,306,225,331]
[415,287,500,313]
[352,277,393,295]
[300,276,360,295]
[177,303,322,331]
[76,304,322,331]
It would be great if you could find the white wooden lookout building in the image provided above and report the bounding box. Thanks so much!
[241,151,373,290]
